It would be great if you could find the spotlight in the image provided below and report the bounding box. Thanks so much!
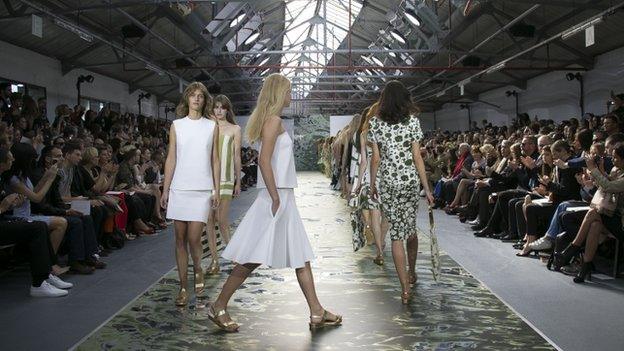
[566,72,582,81]
[505,90,518,97]
[139,92,151,100]
[78,74,94,84]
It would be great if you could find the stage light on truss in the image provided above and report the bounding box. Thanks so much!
[435,90,445,98]
[145,63,165,76]
[561,16,602,40]
[53,18,93,42]
[244,31,260,45]
[390,30,406,44]
[485,61,506,75]
[371,56,385,67]
[405,11,421,27]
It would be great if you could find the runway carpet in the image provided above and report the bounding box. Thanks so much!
[75,172,554,351]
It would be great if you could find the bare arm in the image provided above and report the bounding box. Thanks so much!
[211,123,221,198]
[13,168,57,203]
[233,126,243,195]
[354,131,368,191]
[259,117,283,204]
[160,124,176,208]
[412,141,432,195]
[370,142,380,197]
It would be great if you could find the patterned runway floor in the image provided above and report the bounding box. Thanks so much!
[76,172,554,351]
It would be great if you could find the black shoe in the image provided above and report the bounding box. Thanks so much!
[474,228,493,237]
[512,241,525,250]
[500,234,518,242]
[573,261,594,283]
[470,223,485,231]
[554,243,582,271]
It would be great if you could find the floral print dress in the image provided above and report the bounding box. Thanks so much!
[369,115,424,241]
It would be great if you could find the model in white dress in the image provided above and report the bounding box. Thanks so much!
[208,73,341,333]
[161,82,220,307]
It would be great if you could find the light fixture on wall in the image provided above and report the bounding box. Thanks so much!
[76,74,94,106]
[505,90,519,117]
[137,92,151,116]
[566,72,585,115]
[164,106,176,121]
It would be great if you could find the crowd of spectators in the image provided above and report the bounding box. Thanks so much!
[325,90,624,284]
[0,85,175,297]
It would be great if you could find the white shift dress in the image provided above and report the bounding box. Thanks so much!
[166,116,216,223]
[222,131,315,269]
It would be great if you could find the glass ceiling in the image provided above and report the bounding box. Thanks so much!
[280,0,363,98]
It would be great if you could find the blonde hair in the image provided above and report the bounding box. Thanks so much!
[81,147,99,165]
[246,74,291,143]
[175,82,213,118]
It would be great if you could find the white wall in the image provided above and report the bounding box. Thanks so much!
[0,40,159,120]
[330,115,354,136]
[431,46,624,131]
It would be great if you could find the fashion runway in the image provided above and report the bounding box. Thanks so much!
[75,173,554,350]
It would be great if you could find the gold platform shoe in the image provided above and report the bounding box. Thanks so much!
[206,259,220,275]
[175,288,188,306]
[195,271,206,295]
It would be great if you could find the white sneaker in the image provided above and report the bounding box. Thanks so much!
[528,236,553,251]
[46,274,73,289]
[30,281,69,298]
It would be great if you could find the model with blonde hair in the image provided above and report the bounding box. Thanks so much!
[209,73,341,333]
[161,82,221,306]
[352,102,388,264]
[205,94,242,275]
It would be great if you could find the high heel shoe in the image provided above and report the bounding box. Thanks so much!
[194,271,205,295]
[373,255,384,265]
[309,309,342,330]
[206,259,220,275]
[554,243,582,271]
[573,261,594,283]
[175,288,188,306]
[401,291,411,305]
[208,304,239,333]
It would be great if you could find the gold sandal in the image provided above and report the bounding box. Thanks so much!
[309,310,342,330]
[208,305,239,333]
[194,271,205,295]
[206,259,220,275]
[401,291,411,305]
[175,288,188,306]
[373,255,384,266]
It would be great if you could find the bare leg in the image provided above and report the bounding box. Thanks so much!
[572,209,601,246]
[583,221,604,262]
[206,210,218,261]
[187,221,205,273]
[296,262,340,321]
[149,185,164,221]
[406,235,418,279]
[371,209,383,256]
[213,263,261,324]
[381,217,390,251]
[174,221,189,287]
[217,198,232,244]
[391,240,409,294]
[449,179,468,207]
[48,217,67,253]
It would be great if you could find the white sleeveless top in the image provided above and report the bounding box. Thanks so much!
[257,131,298,189]
[170,116,215,191]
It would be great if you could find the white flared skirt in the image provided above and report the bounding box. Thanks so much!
[166,189,211,223]
[222,188,315,269]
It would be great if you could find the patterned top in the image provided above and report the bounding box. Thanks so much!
[368,115,424,185]
[219,133,235,197]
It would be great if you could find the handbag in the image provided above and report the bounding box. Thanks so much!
[590,188,618,216]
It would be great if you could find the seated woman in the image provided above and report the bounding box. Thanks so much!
[516,140,581,256]
[2,143,68,276]
[0,147,71,297]
[132,147,166,229]
[446,144,492,213]
[556,145,624,283]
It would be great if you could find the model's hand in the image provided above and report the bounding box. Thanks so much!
[370,185,379,201]
[211,194,220,209]
[234,183,241,197]
[160,191,168,209]
[426,191,435,206]
[271,198,280,217]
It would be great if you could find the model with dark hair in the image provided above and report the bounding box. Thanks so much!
[369,80,433,304]
[205,94,242,275]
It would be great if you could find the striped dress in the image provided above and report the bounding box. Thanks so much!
[219,133,235,199]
